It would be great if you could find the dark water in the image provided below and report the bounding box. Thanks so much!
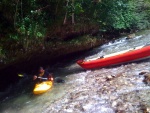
[0,30,150,113]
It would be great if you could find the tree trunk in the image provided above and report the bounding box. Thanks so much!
[63,0,69,25]
[72,0,75,24]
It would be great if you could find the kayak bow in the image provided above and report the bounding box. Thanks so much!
[33,81,53,95]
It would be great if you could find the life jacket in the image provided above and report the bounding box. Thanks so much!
[38,70,45,77]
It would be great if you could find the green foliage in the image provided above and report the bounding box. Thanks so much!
[1,0,150,34]
[95,0,150,31]
[17,18,45,39]
[15,0,47,38]
[132,0,150,29]
[9,34,19,41]
[64,1,84,17]
[0,0,150,65]
[94,0,131,31]
[74,3,84,14]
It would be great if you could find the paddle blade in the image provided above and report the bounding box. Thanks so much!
[18,74,24,77]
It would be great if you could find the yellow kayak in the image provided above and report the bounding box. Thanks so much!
[33,81,53,95]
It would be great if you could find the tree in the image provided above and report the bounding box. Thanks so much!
[93,0,150,32]
[63,0,69,25]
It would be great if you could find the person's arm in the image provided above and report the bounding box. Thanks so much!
[48,73,54,81]
[33,75,37,80]
[33,72,40,80]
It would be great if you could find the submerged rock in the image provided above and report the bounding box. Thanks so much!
[55,77,65,83]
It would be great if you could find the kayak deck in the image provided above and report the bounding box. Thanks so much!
[33,81,53,95]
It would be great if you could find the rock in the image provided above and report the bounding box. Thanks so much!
[106,75,114,81]
[126,33,136,39]
[143,74,150,85]
[139,71,149,75]
[55,77,65,83]
[110,95,117,100]
[74,103,84,112]
[116,110,126,113]
[140,104,150,113]
[112,101,117,107]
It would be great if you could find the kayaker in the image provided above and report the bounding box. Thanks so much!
[33,67,54,82]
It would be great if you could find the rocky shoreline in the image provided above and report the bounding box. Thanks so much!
[42,61,150,113]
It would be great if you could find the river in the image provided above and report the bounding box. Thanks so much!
[0,30,150,113]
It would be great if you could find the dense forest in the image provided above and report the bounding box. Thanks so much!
[0,0,150,69]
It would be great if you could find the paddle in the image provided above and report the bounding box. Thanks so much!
[18,74,47,80]
[37,76,48,80]
[18,74,65,83]
[18,74,24,77]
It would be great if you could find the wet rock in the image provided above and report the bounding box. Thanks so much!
[143,74,150,85]
[106,75,115,81]
[109,95,117,101]
[112,101,117,107]
[116,110,126,113]
[146,107,150,113]
[126,33,135,39]
[139,71,149,75]
[74,103,84,112]
[140,104,150,113]
[55,77,65,83]
[116,73,123,77]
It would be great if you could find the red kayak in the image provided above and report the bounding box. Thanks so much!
[77,45,150,69]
